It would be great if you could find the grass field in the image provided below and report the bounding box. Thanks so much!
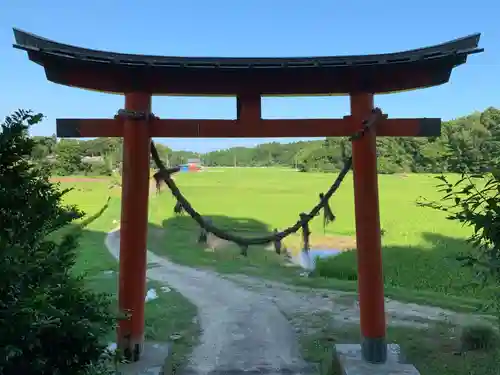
[58,169,493,310]
[148,168,492,309]
[56,169,499,375]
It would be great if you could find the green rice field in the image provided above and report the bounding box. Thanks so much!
[58,168,490,311]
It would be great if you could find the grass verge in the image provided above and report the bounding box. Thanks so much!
[296,312,500,375]
[67,196,199,373]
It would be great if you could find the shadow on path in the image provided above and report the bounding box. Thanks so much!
[148,214,298,279]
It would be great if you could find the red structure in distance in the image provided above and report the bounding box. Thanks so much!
[13,28,483,364]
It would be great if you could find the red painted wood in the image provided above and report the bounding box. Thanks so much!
[57,117,434,138]
[65,119,123,137]
[41,55,454,95]
[149,119,354,137]
[350,94,386,341]
[117,93,152,359]
[17,29,480,96]
[148,118,431,137]
[237,94,261,121]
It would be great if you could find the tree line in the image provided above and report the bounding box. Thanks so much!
[31,107,500,175]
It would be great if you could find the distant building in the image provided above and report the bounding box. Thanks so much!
[180,158,203,172]
[82,156,104,164]
[45,154,57,164]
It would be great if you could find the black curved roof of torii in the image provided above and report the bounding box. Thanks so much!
[13,28,483,96]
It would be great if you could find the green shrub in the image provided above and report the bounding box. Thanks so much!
[419,173,500,323]
[85,162,113,176]
[314,256,358,281]
[459,323,499,351]
[0,110,115,375]
[297,164,309,172]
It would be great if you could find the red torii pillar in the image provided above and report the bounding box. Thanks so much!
[350,93,386,362]
[117,93,152,360]
[57,93,440,363]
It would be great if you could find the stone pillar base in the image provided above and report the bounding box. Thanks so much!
[333,343,420,375]
[116,341,172,375]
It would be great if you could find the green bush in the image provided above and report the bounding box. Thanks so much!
[0,110,116,375]
[85,162,113,176]
[297,164,309,172]
[459,323,499,351]
[314,255,358,281]
[419,173,500,323]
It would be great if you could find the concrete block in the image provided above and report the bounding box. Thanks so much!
[334,344,420,375]
[116,341,173,375]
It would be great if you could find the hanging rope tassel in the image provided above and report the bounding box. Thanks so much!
[173,200,184,216]
[273,228,283,255]
[319,192,336,232]
[299,213,311,253]
[198,227,208,244]
[340,139,350,163]
[239,244,248,257]
[153,171,165,195]
[153,168,184,215]
[198,217,212,243]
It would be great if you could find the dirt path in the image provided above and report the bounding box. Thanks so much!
[221,275,489,334]
[105,228,314,375]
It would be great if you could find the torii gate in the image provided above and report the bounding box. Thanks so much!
[13,29,482,364]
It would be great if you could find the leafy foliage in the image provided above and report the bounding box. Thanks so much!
[53,139,85,175]
[418,171,500,320]
[0,110,115,375]
[313,257,358,281]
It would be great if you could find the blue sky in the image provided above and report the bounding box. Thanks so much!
[1,1,498,152]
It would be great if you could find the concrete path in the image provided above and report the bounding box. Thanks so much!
[105,228,314,375]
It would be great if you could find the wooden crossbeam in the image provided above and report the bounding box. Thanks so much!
[56,119,123,137]
[56,117,441,138]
